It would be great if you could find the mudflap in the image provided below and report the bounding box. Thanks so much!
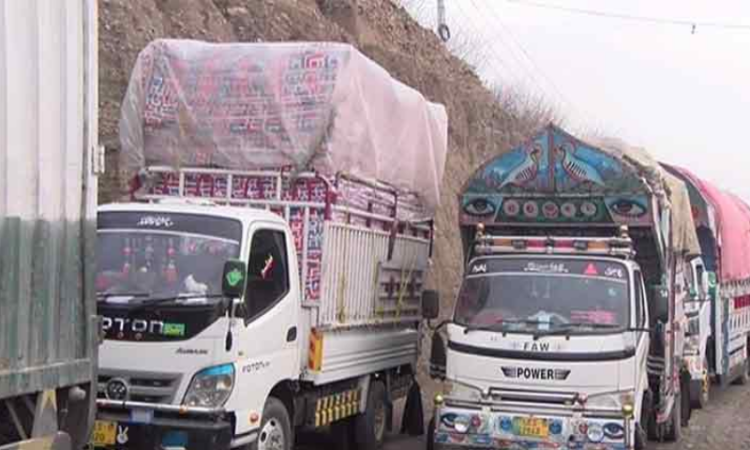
[400,381,424,436]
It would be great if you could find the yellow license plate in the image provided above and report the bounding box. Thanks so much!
[92,420,117,447]
[514,417,549,438]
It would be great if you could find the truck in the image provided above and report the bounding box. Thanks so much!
[92,40,447,450]
[661,164,750,408]
[427,125,702,450]
[0,1,100,450]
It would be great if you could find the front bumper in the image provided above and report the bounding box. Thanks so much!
[432,402,631,450]
[93,408,233,450]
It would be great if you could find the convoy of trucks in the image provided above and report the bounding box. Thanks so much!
[1,5,750,450]
[92,40,447,450]
[0,2,100,450]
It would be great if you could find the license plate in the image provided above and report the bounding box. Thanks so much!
[92,420,117,447]
[514,417,549,438]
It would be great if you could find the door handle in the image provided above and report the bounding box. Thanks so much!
[286,327,297,342]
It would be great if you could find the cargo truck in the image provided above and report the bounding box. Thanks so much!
[92,40,447,450]
[428,125,701,450]
[661,165,750,408]
[0,1,101,450]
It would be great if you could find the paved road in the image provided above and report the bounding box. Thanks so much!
[300,383,750,450]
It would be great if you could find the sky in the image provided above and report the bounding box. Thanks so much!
[405,0,750,201]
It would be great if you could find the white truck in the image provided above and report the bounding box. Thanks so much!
[0,1,101,450]
[662,164,750,408]
[428,126,702,450]
[93,40,447,450]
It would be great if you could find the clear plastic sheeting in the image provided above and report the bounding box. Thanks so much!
[120,39,448,211]
[588,136,701,258]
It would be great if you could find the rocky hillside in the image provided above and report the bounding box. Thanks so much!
[99,0,544,390]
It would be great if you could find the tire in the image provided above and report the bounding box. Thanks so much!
[690,356,711,409]
[331,418,356,450]
[253,397,293,450]
[634,421,647,450]
[354,380,388,450]
[663,392,682,442]
[426,417,435,450]
[733,359,749,385]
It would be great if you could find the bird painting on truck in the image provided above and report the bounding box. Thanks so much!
[555,141,606,187]
[493,143,543,190]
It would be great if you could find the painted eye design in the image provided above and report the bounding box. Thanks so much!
[440,413,458,428]
[464,198,496,216]
[610,199,646,218]
[603,422,624,439]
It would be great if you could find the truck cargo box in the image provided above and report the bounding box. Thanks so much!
[138,166,433,330]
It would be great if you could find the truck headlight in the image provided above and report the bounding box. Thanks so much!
[183,364,235,408]
[587,391,634,410]
[447,380,485,402]
[587,423,604,443]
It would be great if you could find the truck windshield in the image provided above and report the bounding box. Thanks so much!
[455,258,630,333]
[96,211,242,303]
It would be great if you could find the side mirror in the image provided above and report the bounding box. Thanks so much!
[422,290,440,320]
[429,332,447,380]
[222,259,247,298]
[650,284,670,322]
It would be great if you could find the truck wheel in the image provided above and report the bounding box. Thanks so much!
[634,422,647,450]
[426,417,435,450]
[733,359,749,385]
[663,391,682,442]
[254,397,292,450]
[689,369,710,409]
[355,380,388,450]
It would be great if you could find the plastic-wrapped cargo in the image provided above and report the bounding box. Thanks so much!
[119,39,448,211]
[662,165,750,283]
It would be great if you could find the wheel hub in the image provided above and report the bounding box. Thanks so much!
[258,419,285,450]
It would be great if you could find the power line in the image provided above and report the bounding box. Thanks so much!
[502,0,750,32]
[470,0,588,124]
[451,1,524,82]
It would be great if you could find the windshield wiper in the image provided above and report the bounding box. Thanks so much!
[97,292,151,300]
[533,322,621,339]
[127,293,228,314]
[463,319,548,335]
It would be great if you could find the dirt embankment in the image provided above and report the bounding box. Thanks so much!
[99,0,543,395]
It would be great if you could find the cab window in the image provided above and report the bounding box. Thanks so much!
[243,229,289,321]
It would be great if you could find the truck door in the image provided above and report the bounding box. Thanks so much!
[233,225,300,436]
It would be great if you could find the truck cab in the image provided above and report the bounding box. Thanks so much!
[430,124,703,450]
[95,202,302,449]
[431,232,653,449]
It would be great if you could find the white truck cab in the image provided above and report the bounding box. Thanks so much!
[94,190,437,450]
[430,234,653,450]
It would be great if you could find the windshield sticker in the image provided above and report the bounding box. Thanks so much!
[471,263,487,274]
[137,216,174,228]
[605,266,625,279]
[584,263,599,276]
[524,262,569,274]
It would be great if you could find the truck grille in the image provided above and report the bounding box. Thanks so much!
[98,370,182,404]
